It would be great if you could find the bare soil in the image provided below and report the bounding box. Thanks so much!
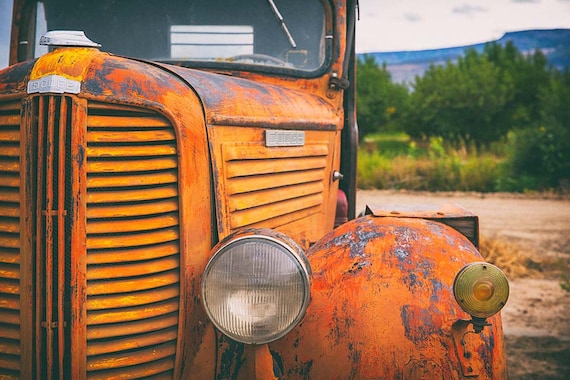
[356,190,570,379]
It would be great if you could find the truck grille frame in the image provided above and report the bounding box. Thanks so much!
[0,96,182,379]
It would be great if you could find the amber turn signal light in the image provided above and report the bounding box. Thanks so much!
[453,262,509,319]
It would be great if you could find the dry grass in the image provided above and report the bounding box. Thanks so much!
[480,236,570,291]
[479,236,534,279]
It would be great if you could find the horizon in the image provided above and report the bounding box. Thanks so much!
[356,27,570,54]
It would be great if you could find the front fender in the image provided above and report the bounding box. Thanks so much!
[268,215,507,379]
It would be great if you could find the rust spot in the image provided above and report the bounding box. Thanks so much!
[218,336,245,379]
[401,305,442,344]
[269,349,284,377]
[347,260,371,274]
[326,300,355,347]
[0,59,35,94]
[295,360,313,377]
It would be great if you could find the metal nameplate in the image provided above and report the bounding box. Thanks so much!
[27,75,81,94]
[265,130,305,147]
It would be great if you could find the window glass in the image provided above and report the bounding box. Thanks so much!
[38,0,328,73]
[0,0,13,69]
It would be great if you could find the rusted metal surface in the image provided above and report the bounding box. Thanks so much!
[162,65,342,130]
[0,60,35,97]
[265,215,507,379]
[0,0,508,378]
[367,203,480,248]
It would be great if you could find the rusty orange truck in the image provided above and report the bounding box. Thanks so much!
[0,0,510,378]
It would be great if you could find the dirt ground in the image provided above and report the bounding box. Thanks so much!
[356,190,570,379]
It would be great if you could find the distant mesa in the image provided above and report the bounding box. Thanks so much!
[359,29,570,84]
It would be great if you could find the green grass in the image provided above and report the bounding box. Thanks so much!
[358,133,509,192]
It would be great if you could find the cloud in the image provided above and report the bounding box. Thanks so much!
[452,4,488,15]
[403,12,421,22]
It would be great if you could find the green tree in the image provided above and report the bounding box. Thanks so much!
[509,68,570,188]
[405,49,514,148]
[485,41,552,129]
[356,55,409,140]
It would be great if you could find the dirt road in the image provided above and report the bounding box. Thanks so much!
[356,190,570,379]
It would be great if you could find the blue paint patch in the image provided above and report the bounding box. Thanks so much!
[401,305,440,344]
[408,272,419,287]
[329,231,355,250]
[430,278,444,303]
[394,247,409,261]
[347,223,376,259]
[356,225,379,244]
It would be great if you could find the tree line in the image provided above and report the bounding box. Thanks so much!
[357,41,569,190]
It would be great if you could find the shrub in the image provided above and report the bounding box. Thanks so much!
[505,125,570,190]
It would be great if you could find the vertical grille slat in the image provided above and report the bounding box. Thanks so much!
[56,97,69,379]
[0,100,22,379]
[33,95,72,379]
[85,104,181,378]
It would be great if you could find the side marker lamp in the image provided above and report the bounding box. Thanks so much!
[453,262,509,331]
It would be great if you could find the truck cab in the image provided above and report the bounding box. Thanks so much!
[0,0,508,378]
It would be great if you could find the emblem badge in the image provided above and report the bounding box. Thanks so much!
[265,130,305,147]
[27,75,81,94]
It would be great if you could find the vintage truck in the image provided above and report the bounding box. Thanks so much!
[0,0,510,378]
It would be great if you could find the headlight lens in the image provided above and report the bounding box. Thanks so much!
[453,262,509,319]
[202,230,311,344]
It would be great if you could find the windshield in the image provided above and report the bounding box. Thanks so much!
[36,0,329,74]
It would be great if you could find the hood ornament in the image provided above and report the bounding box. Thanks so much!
[39,30,101,48]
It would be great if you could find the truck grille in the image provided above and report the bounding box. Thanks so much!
[85,103,181,379]
[0,97,181,379]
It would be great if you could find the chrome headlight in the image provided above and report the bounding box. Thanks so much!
[202,229,311,344]
[453,262,509,319]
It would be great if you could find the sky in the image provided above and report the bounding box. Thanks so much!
[1,0,570,67]
[356,0,570,53]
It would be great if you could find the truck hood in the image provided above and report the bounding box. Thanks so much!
[0,49,340,130]
[157,63,341,130]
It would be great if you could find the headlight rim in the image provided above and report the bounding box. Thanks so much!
[201,228,311,344]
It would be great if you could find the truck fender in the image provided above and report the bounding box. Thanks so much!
[268,215,507,379]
